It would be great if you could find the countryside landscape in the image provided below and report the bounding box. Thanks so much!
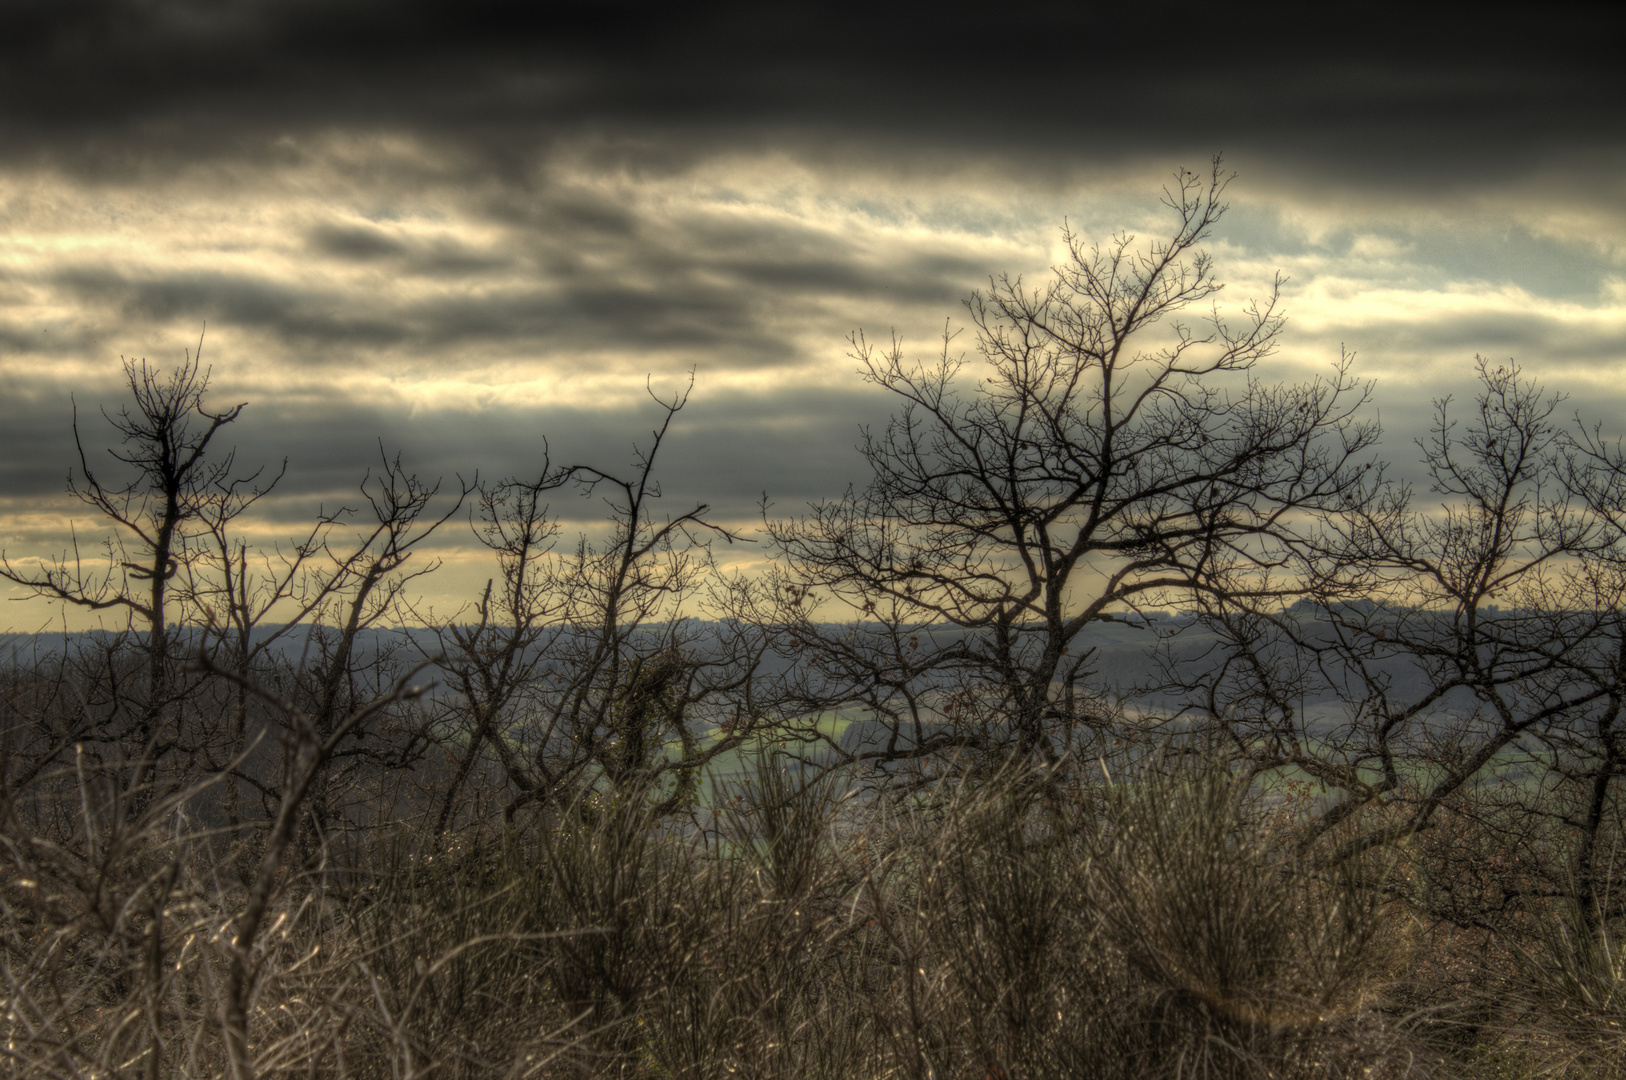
[2,4,1624,1078]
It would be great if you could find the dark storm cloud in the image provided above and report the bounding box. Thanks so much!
[0,0,1620,185]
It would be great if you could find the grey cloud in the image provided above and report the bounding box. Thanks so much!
[308,223,406,261]
[16,350,1626,551]
[416,245,513,278]
[1217,206,1325,262]
[52,266,408,347]
[713,254,987,306]
[1327,311,1626,367]
[0,377,898,534]
[399,284,793,361]
[308,223,512,276]
[524,193,641,240]
[21,177,996,374]
[0,410,79,497]
[0,324,83,358]
[1221,208,1623,304]
[4,2,1621,631]
[1402,226,1621,303]
[0,1,1619,194]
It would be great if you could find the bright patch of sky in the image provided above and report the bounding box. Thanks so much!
[2,135,1624,628]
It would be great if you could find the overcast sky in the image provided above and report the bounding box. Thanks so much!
[2,1,1624,629]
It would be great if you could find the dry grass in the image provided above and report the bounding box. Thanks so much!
[1,651,1620,1079]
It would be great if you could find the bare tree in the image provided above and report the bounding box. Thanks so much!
[768,159,1378,769]
[423,460,568,839]
[283,449,468,867]
[1557,414,1626,927]
[429,379,794,828]
[0,343,260,809]
[179,468,341,874]
[1181,358,1626,932]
